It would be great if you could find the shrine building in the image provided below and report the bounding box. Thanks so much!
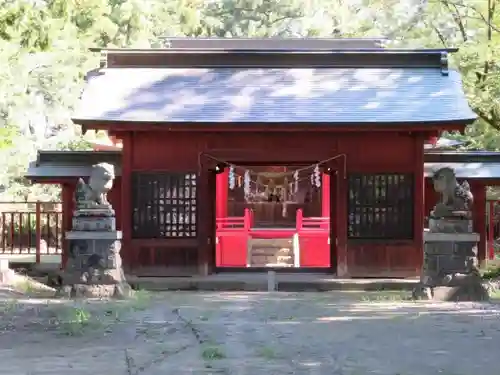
[26,38,478,277]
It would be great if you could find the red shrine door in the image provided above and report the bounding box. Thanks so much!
[215,165,332,270]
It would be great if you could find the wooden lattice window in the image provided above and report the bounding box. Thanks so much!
[132,172,197,239]
[347,173,414,240]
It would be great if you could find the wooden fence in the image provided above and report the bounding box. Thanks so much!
[0,202,63,263]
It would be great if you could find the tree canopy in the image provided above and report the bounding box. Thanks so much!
[0,0,499,200]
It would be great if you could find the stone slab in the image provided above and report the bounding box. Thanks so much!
[424,232,480,242]
[126,274,420,292]
[74,208,115,216]
[428,218,472,233]
[58,283,130,298]
[0,259,9,272]
[66,230,122,240]
[429,284,489,302]
[72,216,116,231]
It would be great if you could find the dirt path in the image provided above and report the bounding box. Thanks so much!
[1,292,500,375]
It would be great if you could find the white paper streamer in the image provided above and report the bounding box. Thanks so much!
[293,170,299,193]
[314,164,321,188]
[228,165,235,190]
[243,170,251,197]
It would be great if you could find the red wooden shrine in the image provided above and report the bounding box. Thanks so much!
[26,39,479,277]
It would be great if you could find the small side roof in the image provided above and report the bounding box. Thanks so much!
[425,151,500,163]
[27,150,500,181]
[25,151,122,181]
[424,163,500,179]
[424,151,500,180]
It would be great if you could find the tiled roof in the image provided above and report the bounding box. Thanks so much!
[25,151,500,180]
[424,151,500,163]
[73,67,476,124]
[27,161,499,180]
[425,162,500,179]
[25,162,122,179]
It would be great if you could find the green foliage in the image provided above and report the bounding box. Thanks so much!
[0,0,499,202]
[0,125,18,150]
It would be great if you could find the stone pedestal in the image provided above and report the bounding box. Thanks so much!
[428,218,472,233]
[60,213,131,299]
[413,231,488,301]
[0,259,13,284]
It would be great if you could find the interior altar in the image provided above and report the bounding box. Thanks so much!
[227,166,321,228]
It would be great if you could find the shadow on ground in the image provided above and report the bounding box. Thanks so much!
[0,291,499,375]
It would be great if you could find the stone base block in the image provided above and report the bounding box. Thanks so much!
[58,282,132,299]
[428,218,472,233]
[72,216,116,231]
[412,282,489,302]
[0,269,14,284]
[74,207,115,217]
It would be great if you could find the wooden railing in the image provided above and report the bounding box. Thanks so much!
[296,209,330,231]
[0,202,63,263]
[216,208,253,231]
[215,208,330,268]
[216,208,329,233]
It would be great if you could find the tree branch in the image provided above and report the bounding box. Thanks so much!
[441,0,468,42]
[476,107,500,131]
[428,21,448,47]
[434,0,500,33]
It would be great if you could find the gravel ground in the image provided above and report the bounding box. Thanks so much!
[1,291,500,375]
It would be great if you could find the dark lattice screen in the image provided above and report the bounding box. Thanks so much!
[132,172,197,239]
[347,173,414,239]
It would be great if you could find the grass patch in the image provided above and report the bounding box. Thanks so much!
[360,291,409,302]
[11,275,56,298]
[482,263,500,280]
[0,299,19,314]
[53,305,99,336]
[256,346,278,359]
[201,345,226,360]
[0,288,154,336]
[490,289,500,300]
[130,289,152,311]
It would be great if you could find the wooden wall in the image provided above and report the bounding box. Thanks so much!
[337,132,423,277]
[119,129,424,277]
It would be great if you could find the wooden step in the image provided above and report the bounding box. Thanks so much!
[251,247,292,256]
[249,236,297,267]
[250,238,292,247]
[250,248,295,267]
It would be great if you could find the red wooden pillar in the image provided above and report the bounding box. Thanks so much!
[321,173,330,219]
[35,201,41,264]
[489,201,495,260]
[197,155,213,276]
[120,132,133,268]
[61,183,74,269]
[216,169,228,218]
[335,161,348,276]
[413,134,425,272]
[472,183,487,264]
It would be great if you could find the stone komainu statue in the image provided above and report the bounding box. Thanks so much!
[75,162,115,207]
[431,167,473,219]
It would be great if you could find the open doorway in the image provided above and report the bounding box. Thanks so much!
[227,165,322,229]
[215,164,331,271]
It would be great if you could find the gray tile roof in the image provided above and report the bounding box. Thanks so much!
[25,157,499,180]
[25,162,122,179]
[425,162,500,179]
[73,67,476,124]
